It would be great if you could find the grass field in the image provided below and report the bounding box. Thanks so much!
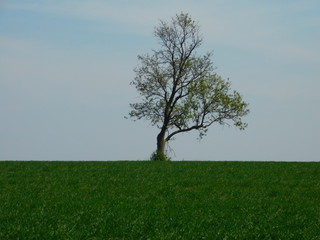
[0,161,319,239]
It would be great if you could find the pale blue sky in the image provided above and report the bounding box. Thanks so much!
[1,0,319,161]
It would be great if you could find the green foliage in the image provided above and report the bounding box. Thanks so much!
[1,161,320,239]
[150,150,171,161]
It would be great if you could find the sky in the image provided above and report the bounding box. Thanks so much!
[0,0,319,161]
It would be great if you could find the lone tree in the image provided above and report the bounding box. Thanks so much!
[128,13,249,160]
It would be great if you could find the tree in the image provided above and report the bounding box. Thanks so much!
[128,13,249,160]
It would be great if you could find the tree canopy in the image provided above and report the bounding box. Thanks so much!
[128,13,249,160]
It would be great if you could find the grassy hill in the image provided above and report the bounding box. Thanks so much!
[0,161,319,239]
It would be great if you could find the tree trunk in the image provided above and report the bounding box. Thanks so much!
[156,130,166,154]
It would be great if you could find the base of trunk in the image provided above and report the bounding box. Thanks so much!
[154,130,170,161]
[150,150,170,161]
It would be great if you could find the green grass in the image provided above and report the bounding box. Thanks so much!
[0,161,319,240]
